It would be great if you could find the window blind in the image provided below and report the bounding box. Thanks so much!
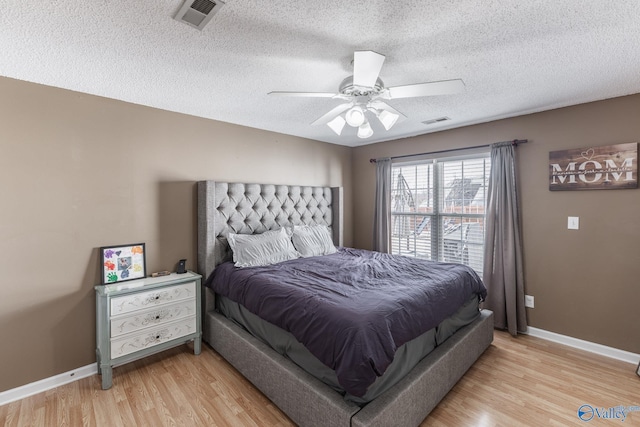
[390,154,490,275]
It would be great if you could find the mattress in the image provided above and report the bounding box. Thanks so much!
[208,248,487,398]
[216,294,481,404]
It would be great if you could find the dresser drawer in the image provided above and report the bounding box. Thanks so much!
[110,281,195,316]
[110,300,196,338]
[110,316,196,359]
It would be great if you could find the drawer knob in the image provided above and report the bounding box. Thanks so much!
[156,315,160,319]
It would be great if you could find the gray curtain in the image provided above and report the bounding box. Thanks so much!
[483,142,527,335]
[373,158,392,253]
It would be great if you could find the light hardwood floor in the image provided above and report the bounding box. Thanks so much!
[1,331,638,426]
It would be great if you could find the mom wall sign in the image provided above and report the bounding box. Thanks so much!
[549,142,637,191]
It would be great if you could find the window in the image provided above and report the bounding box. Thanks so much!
[390,154,491,275]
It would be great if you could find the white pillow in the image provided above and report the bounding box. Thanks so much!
[291,225,337,258]
[227,228,300,268]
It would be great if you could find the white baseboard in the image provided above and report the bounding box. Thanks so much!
[0,363,97,406]
[526,327,640,365]
[2,329,639,407]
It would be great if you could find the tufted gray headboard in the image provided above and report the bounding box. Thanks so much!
[197,181,343,280]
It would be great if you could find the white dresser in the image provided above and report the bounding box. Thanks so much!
[95,271,202,389]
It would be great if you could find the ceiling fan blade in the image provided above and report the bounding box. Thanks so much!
[387,79,466,99]
[353,51,385,88]
[311,103,353,126]
[268,91,338,98]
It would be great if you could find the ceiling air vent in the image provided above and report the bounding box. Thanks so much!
[422,117,451,126]
[174,0,225,30]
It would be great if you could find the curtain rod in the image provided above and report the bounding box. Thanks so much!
[369,139,528,163]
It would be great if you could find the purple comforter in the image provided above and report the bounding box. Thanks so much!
[208,247,487,397]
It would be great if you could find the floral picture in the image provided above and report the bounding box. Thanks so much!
[100,243,146,284]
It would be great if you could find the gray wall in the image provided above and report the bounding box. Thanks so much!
[2,73,638,394]
[351,93,640,355]
[0,76,353,392]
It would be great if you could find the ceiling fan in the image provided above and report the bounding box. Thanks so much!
[268,51,465,139]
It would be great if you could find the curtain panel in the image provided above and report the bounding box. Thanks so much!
[373,158,392,253]
[483,142,527,335]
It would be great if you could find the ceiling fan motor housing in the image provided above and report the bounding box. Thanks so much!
[339,76,385,97]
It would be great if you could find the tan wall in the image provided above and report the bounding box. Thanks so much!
[0,76,353,392]
[351,93,640,355]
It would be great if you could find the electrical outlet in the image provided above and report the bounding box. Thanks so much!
[525,295,535,308]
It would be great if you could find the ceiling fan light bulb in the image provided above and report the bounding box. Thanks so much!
[357,120,374,139]
[345,106,365,127]
[378,109,399,130]
[326,115,346,135]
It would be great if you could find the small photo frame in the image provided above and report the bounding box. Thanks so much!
[100,243,146,284]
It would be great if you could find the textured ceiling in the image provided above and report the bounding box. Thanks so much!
[2,1,640,147]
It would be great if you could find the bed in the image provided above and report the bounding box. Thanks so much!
[197,180,493,427]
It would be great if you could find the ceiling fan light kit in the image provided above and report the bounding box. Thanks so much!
[327,115,346,135]
[375,109,400,131]
[345,105,365,127]
[357,120,374,139]
[269,50,465,140]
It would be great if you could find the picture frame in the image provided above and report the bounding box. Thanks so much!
[549,142,638,191]
[100,243,146,284]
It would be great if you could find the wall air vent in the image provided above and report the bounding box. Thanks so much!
[422,117,451,126]
[174,0,225,30]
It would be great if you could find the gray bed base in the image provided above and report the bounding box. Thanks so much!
[203,288,493,427]
[197,180,494,426]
